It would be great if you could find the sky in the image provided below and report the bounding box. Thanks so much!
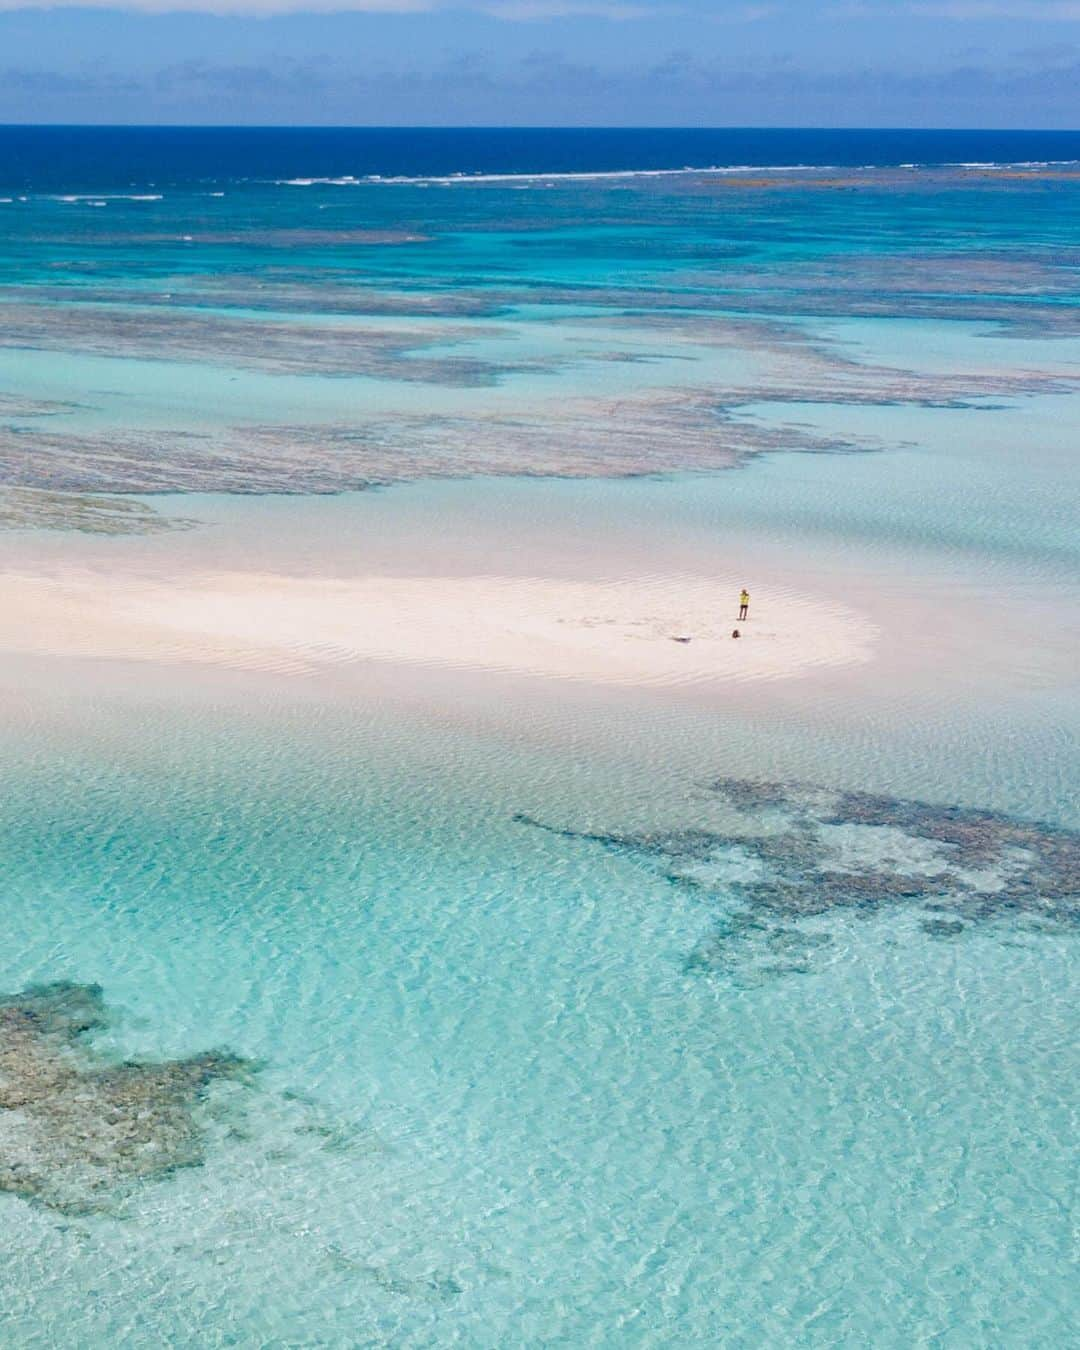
[0,0,1078,126]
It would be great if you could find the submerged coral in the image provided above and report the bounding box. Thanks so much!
[2,287,1072,517]
[0,304,520,386]
[0,390,855,498]
[0,982,249,1213]
[515,779,1078,981]
[0,487,188,534]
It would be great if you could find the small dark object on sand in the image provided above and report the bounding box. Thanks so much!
[672,636,692,644]
[732,628,741,639]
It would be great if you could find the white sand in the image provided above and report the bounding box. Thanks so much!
[0,567,876,688]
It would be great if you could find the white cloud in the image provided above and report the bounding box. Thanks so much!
[0,0,433,9]
[0,0,670,12]
[5,0,1073,18]
[833,0,1080,16]
[913,1,1080,13]
[484,1,667,16]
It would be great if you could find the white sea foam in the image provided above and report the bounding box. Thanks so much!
[948,159,1080,169]
[272,165,831,189]
[270,159,1080,190]
[47,192,164,202]
[359,164,827,186]
[278,175,361,186]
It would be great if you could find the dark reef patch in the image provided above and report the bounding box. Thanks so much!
[0,487,188,534]
[0,391,856,501]
[0,303,520,386]
[515,780,1078,981]
[0,982,250,1213]
[2,295,1071,520]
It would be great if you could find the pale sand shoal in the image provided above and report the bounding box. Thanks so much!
[0,569,878,688]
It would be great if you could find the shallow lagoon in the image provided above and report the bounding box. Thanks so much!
[0,690,1075,1346]
[1,449,1076,1345]
[0,150,1077,1345]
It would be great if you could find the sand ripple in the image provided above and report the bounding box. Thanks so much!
[0,569,876,689]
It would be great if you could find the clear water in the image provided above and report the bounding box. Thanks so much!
[0,131,1077,1346]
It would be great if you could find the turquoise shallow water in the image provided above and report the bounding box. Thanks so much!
[0,448,1076,1347]
[1,146,1078,1345]
[0,678,1075,1347]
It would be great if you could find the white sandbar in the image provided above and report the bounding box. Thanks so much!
[0,567,876,688]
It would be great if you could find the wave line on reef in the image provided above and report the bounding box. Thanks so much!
[271,159,1080,188]
[277,165,827,187]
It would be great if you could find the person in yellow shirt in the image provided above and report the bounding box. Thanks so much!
[738,588,750,621]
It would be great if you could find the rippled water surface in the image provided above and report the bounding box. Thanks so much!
[0,131,1077,1346]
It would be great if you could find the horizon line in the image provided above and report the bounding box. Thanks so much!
[2,122,1079,132]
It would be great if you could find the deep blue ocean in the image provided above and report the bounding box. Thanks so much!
[1,124,1079,191]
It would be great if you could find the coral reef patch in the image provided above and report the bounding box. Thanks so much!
[0,487,187,534]
[2,301,1072,523]
[515,779,1078,981]
[0,982,249,1213]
